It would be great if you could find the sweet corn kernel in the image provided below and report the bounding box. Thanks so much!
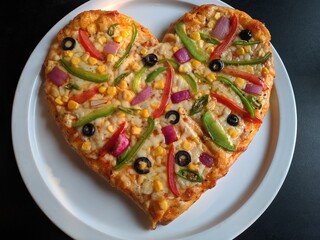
[191,31,201,41]
[154,79,165,90]
[64,50,73,58]
[258,48,265,57]
[178,107,186,115]
[172,46,179,53]
[153,180,163,192]
[107,125,114,133]
[61,95,69,103]
[81,53,90,62]
[188,162,198,172]
[117,111,126,118]
[236,47,245,55]
[246,65,254,73]
[140,48,148,56]
[138,161,147,170]
[192,137,200,144]
[191,59,201,69]
[114,36,123,43]
[71,56,80,67]
[118,80,128,89]
[107,86,117,97]
[123,90,135,102]
[98,36,107,45]
[98,86,107,93]
[81,141,92,151]
[214,12,221,20]
[234,77,246,88]
[154,146,165,156]
[182,140,192,151]
[67,100,79,110]
[120,30,129,37]
[151,102,160,109]
[262,67,269,77]
[54,97,64,105]
[107,54,114,63]
[159,199,168,211]
[244,45,251,53]
[141,109,149,118]
[87,23,97,34]
[206,72,216,82]
[88,57,98,65]
[131,126,142,135]
[96,65,106,73]
[197,39,204,48]
[228,128,239,138]
[207,46,215,53]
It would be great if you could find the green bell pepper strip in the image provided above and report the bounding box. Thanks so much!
[118,106,141,115]
[114,117,155,170]
[202,111,236,151]
[114,23,137,69]
[190,94,209,116]
[217,76,255,118]
[180,73,198,92]
[72,105,116,128]
[60,59,109,83]
[107,23,119,36]
[223,52,272,65]
[200,33,220,45]
[64,83,80,90]
[132,66,148,94]
[175,22,209,63]
[146,67,168,83]
[194,72,210,84]
[113,72,131,86]
[176,169,203,183]
[233,40,261,46]
[159,58,179,71]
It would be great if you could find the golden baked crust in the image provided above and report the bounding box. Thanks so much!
[43,4,275,229]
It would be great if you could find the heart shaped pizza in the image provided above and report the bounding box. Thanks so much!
[43,4,275,229]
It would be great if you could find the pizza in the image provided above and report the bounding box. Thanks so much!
[43,4,275,229]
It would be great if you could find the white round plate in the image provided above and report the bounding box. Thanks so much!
[12,0,297,239]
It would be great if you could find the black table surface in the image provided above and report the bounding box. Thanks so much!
[3,0,320,239]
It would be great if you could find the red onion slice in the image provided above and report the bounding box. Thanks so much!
[171,90,191,104]
[131,86,154,106]
[243,83,263,95]
[111,134,130,157]
[48,66,68,86]
[161,125,178,144]
[211,16,230,40]
[103,41,119,55]
[199,152,214,167]
[173,47,191,64]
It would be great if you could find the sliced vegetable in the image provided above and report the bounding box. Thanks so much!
[217,76,255,118]
[167,144,180,196]
[89,99,108,107]
[103,41,119,55]
[239,29,252,41]
[243,83,263,95]
[146,67,168,83]
[227,114,239,126]
[113,72,131,86]
[189,94,209,116]
[72,105,116,128]
[200,33,220,45]
[107,23,119,36]
[62,37,76,50]
[99,121,127,157]
[79,29,104,60]
[118,106,141,115]
[202,110,236,151]
[65,83,80,90]
[175,21,208,63]
[210,14,239,60]
[111,134,130,157]
[114,23,137,69]
[143,53,158,67]
[134,157,152,174]
[132,66,148,94]
[82,123,95,136]
[181,73,198,92]
[209,59,224,72]
[165,110,180,124]
[131,86,153,106]
[199,152,214,167]
[233,40,261,46]
[223,52,272,65]
[211,16,230,40]
[175,151,191,166]
[173,47,191,64]
[176,169,203,182]
[114,117,155,170]
[153,62,174,119]
[70,86,99,104]
[247,95,262,110]
[60,59,109,83]
[171,90,191,104]
[48,66,68,86]
[194,72,210,84]
[161,125,178,144]
[159,58,179,70]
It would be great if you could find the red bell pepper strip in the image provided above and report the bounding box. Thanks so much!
[222,67,268,91]
[99,121,127,157]
[79,29,105,61]
[152,62,174,118]
[70,86,99,104]
[210,14,239,60]
[211,93,262,124]
[167,143,180,197]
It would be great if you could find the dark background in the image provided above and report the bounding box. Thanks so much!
[3,0,319,239]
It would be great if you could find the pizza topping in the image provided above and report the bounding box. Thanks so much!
[61,37,76,50]
[243,83,263,96]
[107,23,119,36]
[60,59,109,83]
[211,16,230,40]
[233,40,261,46]
[82,123,96,136]
[239,29,252,41]
[180,73,198,92]
[200,33,220,45]
[79,29,105,61]
[176,169,203,182]
[159,58,179,70]
[202,110,236,151]
[171,90,191,104]
[111,134,130,157]
[146,67,168,83]
[209,59,224,72]
[189,94,209,116]
[143,53,159,67]
[118,106,141,115]
[72,105,116,128]
[134,157,152,174]
[103,41,119,55]
[167,144,180,197]
[114,23,137,69]
[173,47,191,64]
[223,52,272,65]
[48,66,68,86]
[113,72,131,86]
[70,86,99,104]
[194,72,210,84]
[165,110,180,124]
[132,66,148,93]
[65,83,80,90]
[227,114,239,126]
[247,95,262,110]
[131,86,154,106]
[199,152,214,167]
[161,125,178,144]
[175,150,191,166]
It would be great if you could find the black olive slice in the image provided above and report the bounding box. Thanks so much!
[209,59,224,72]
[239,29,252,41]
[227,114,239,126]
[175,151,191,166]
[165,110,180,124]
[134,157,152,174]
[62,37,76,50]
[82,123,95,136]
[143,53,158,67]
